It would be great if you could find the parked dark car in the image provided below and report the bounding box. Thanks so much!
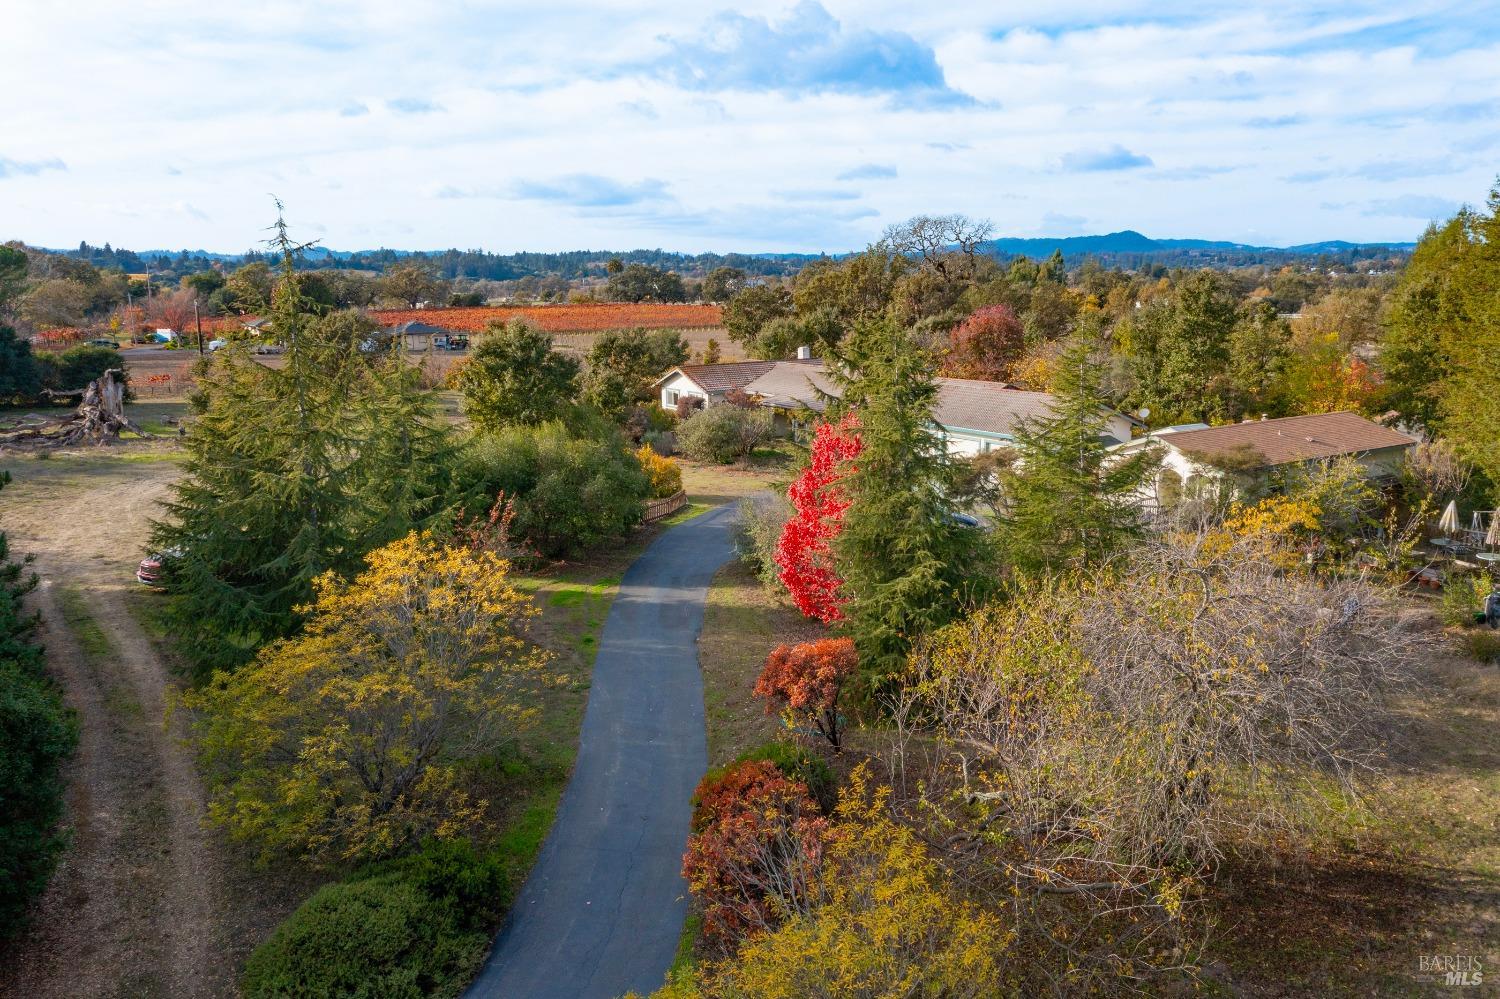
[85,338,120,348]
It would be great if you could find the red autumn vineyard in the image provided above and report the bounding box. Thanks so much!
[370,302,723,333]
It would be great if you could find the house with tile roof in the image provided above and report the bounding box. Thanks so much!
[1111,411,1417,503]
[654,360,1139,456]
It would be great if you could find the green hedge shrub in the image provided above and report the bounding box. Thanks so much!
[0,333,130,405]
[37,345,132,398]
[242,839,508,999]
[734,491,791,592]
[457,418,649,558]
[1441,576,1488,627]
[677,405,774,465]
[1466,629,1500,664]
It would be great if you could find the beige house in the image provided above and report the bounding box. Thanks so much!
[1111,411,1418,505]
[653,360,1139,455]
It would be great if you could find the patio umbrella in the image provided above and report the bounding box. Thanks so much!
[1486,512,1500,548]
[1438,500,1459,536]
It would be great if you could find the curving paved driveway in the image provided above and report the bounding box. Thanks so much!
[467,504,737,999]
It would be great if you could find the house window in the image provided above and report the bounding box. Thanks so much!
[664,390,679,406]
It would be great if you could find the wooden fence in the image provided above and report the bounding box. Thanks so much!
[644,489,688,523]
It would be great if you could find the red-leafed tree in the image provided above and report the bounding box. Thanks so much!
[682,760,829,947]
[149,288,200,342]
[942,304,1024,383]
[774,413,862,622]
[753,638,857,750]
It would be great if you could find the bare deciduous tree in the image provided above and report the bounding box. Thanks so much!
[893,531,1419,990]
[1404,436,1471,504]
[881,214,995,287]
[148,288,199,341]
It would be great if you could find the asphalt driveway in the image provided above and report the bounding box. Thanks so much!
[466,504,737,999]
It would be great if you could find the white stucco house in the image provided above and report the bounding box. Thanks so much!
[653,359,1140,455]
[1110,411,1417,505]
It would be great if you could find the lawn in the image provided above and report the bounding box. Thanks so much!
[697,560,825,766]
[677,441,797,508]
[122,400,192,436]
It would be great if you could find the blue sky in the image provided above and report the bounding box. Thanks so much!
[1,1,1497,253]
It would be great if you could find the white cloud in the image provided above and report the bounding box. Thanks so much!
[1361,194,1463,218]
[1057,145,1154,172]
[0,1,1494,250]
[0,156,67,178]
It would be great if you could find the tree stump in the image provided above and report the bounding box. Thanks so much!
[55,369,149,445]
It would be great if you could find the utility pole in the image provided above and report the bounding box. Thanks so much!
[195,297,204,356]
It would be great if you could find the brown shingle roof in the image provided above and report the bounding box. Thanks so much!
[675,360,777,392]
[1159,412,1416,467]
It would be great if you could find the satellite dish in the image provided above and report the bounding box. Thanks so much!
[1138,407,1151,420]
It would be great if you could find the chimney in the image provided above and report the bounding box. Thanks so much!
[796,344,811,360]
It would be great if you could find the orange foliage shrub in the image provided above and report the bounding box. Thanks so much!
[753,638,857,750]
[683,760,829,948]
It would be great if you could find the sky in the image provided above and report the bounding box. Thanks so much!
[2,1,1498,254]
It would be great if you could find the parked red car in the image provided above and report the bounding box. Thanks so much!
[136,548,180,586]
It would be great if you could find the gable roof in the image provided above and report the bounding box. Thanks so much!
[932,379,1061,438]
[741,363,838,411]
[386,320,454,335]
[657,360,1136,441]
[1156,412,1416,467]
[668,360,777,393]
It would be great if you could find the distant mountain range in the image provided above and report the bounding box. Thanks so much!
[39,229,1417,282]
[68,230,1419,263]
[983,230,1417,257]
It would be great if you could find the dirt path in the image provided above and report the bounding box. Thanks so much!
[0,450,226,998]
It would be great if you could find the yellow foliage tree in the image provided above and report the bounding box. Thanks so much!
[655,767,1014,999]
[1206,493,1323,569]
[636,443,684,499]
[1222,493,1322,539]
[186,531,551,863]
[1277,331,1381,416]
[1211,456,1381,567]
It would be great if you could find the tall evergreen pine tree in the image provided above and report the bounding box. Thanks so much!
[1001,336,1160,575]
[153,209,453,671]
[829,317,990,685]
[1,471,78,931]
